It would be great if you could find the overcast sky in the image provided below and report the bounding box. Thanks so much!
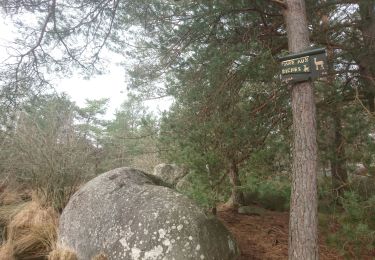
[0,15,172,119]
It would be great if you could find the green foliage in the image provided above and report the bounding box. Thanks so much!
[102,95,160,172]
[349,176,375,201]
[76,98,109,144]
[242,174,290,212]
[317,176,336,214]
[325,192,375,258]
[178,171,216,209]
[178,170,230,210]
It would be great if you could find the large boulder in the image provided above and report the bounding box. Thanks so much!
[58,167,239,260]
[152,164,188,186]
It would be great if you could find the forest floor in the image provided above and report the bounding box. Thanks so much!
[217,205,343,260]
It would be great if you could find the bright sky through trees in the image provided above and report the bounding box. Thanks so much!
[0,16,171,119]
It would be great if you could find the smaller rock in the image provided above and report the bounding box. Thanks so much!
[152,163,188,186]
[176,173,193,191]
[238,206,265,216]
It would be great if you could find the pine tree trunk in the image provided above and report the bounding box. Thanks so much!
[226,161,244,208]
[283,1,319,259]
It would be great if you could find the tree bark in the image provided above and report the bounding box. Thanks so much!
[283,1,319,259]
[226,161,244,208]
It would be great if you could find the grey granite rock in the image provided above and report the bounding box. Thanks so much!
[58,167,239,260]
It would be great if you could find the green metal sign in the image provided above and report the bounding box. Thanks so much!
[278,48,327,83]
[281,56,310,74]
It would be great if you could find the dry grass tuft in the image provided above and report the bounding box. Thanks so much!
[92,252,108,260]
[48,247,78,260]
[0,184,32,228]
[1,197,59,259]
[0,243,15,260]
[0,202,28,227]
[0,187,24,206]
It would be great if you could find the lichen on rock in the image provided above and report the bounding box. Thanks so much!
[58,167,239,260]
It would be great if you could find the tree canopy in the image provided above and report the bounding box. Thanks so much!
[0,1,374,258]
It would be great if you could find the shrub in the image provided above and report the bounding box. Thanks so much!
[242,174,290,211]
[2,106,95,212]
[178,170,230,210]
[326,191,375,258]
[349,175,375,201]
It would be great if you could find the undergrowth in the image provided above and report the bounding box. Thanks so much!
[177,170,230,210]
[242,174,290,211]
[322,191,375,258]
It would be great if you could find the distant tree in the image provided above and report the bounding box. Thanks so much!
[102,95,159,172]
[76,98,109,173]
[77,98,109,141]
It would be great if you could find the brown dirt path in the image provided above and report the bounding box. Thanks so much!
[217,205,343,260]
